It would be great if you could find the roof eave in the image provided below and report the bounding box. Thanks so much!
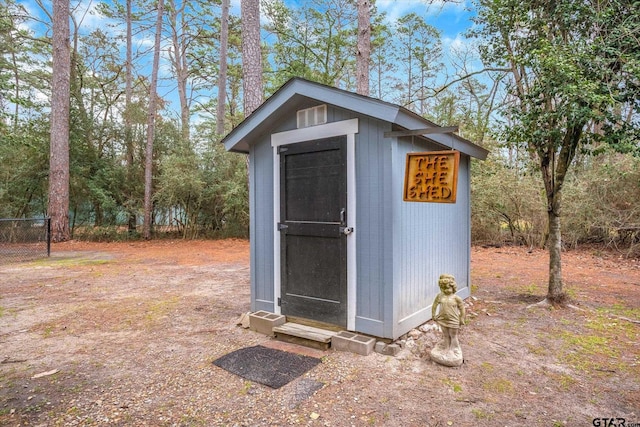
[221,78,489,160]
[393,110,489,160]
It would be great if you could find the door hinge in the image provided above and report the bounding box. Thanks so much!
[278,146,289,154]
[277,223,288,231]
[277,297,281,307]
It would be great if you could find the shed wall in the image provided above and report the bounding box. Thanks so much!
[390,137,471,338]
[353,115,394,338]
[250,133,276,312]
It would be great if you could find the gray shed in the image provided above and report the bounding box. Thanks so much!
[222,78,488,340]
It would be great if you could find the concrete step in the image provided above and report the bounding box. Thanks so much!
[331,330,376,356]
[273,322,337,350]
[249,310,286,336]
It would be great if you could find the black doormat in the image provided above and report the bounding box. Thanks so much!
[212,345,321,389]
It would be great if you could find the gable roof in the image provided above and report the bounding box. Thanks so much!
[221,77,489,160]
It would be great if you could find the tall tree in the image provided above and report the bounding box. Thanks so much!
[143,0,165,239]
[369,15,395,100]
[241,0,263,116]
[356,0,370,96]
[0,0,48,129]
[216,0,230,136]
[166,0,190,143]
[166,0,219,144]
[125,0,137,234]
[48,0,71,241]
[473,0,640,304]
[392,13,442,113]
[263,0,357,89]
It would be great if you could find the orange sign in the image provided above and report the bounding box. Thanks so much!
[403,150,459,203]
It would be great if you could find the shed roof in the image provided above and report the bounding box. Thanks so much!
[222,77,489,160]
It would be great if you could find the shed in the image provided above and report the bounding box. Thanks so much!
[222,78,488,340]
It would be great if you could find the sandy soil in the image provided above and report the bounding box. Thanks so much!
[0,240,638,426]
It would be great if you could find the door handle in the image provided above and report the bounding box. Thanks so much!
[340,208,346,224]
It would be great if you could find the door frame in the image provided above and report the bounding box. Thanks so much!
[271,118,358,331]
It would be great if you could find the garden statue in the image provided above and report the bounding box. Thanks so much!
[430,274,466,367]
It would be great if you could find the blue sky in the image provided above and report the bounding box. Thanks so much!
[375,0,474,37]
[18,0,476,66]
[15,0,479,113]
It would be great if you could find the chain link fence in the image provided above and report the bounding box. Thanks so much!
[0,218,51,263]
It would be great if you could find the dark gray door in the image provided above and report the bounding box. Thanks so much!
[279,136,347,326]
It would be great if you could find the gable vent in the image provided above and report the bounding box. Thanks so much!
[297,104,327,129]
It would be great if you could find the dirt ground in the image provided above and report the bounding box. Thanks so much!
[0,240,638,427]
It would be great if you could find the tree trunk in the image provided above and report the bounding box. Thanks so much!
[216,0,230,137]
[356,0,370,96]
[547,205,565,304]
[125,0,136,235]
[540,156,567,305]
[168,0,190,143]
[241,0,263,117]
[540,126,581,305]
[48,0,71,242]
[11,49,20,130]
[143,0,165,240]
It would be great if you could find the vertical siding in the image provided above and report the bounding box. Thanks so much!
[391,138,471,338]
[353,115,393,337]
[251,135,275,311]
[250,114,300,312]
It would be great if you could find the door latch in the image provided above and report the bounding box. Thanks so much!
[340,226,354,235]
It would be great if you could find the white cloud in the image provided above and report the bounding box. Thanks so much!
[72,0,121,36]
[443,34,468,53]
[377,0,468,23]
[377,0,425,22]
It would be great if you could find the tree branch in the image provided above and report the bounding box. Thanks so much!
[422,67,510,99]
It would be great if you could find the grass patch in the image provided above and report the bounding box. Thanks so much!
[546,372,577,391]
[506,282,544,296]
[239,381,253,395]
[600,304,640,322]
[479,361,494,372]
[144,296,180,325]
[526,343,548,356]
[28,257,111,268]
[557,374,576,390]
[32,296,180,335]
[472,408,493,420]
[559,330,620,372]
[442,378,462,393]
[482,378,514,394]
[523,283,540,295]
[42,325,54,338]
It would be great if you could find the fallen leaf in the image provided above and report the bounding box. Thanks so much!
[32,369,59,379]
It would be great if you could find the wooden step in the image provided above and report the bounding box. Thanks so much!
[272,322,338,350]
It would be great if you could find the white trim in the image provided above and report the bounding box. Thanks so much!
[272,118,358,147]
[346,131,357,331]
[271,118,358,330]
[272,144,281,314]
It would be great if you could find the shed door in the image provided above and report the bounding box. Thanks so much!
[279,136,347,326]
